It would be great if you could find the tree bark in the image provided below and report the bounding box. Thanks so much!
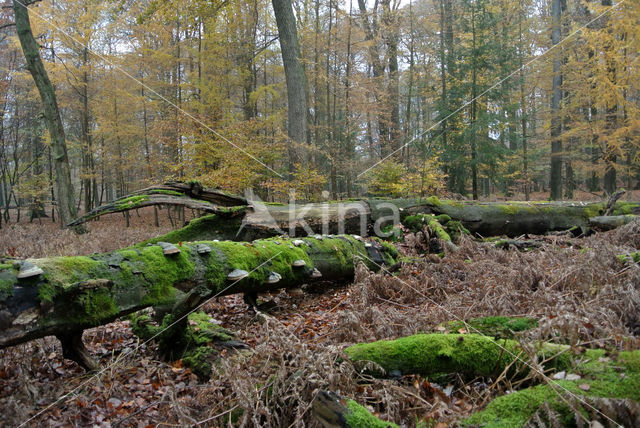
[549,0,564,200]
[13,0,78,227]
[272,0,308,171]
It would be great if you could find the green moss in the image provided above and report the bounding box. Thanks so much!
[498,204,520,215]
[345,400,399,428]
[185,311,234,345]
[130,311,232,379]
[148,189,185,197]
[134,245,193,305]
[435,214,451,224]
[180,311,236,378]
[424,196,442,206]
[140,214,243,244]
[37,256,105,302]
[402,214,451,242]
[373,238,400,259]
[183,346,217,379]
[0,263,13,270]
[116,195,149,210]
[442,316,538,338]
[0,271,17,300]
[346,334,571,379]
[76,289,118,322]
[618,251,640,264]
[583,203,605,219]
[612,201,638,215]
[462,349,640,427]
[446,220,469,242]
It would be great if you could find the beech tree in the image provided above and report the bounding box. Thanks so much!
[12,0,77,226]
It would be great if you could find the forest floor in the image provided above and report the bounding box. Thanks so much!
[1,200,639,427]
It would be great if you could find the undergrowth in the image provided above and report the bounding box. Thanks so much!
[1,212,639,426]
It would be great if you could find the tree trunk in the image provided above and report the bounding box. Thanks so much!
[549,0,564,201]
[272,0,308,171]
[13,0,77,227]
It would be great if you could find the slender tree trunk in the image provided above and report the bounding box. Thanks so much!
[470,3,479,201]
[13,0,77,227]
[601,0,616,195]
[518,4,529,201]
[272,0,308,171]
[549,0,564,200]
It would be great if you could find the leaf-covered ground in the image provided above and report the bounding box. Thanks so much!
[1,206,639,427]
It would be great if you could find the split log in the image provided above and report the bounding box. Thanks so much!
[0,235,397,368]
[67,182,249,227]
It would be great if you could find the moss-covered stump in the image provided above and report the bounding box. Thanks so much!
[440,316,538,338]
[345,334,571,379]
[313,390,399,428]
[462,349,640,427]
[0,235,397,368]
[130,310,239,379]
[402,213,470,250]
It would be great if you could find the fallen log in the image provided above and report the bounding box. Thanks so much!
[70,184,640,238]
[0,235,397,368]
[401,197,640,237]
[345,333,572,378]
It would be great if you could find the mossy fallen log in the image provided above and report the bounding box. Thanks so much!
[69,183,640,239]
[399,198,640,237]
[0,235,397,368]
[345,333,572,379]
[312,390,399,428]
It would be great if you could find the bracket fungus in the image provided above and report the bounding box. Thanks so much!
[157,242,180,255]
[227,269,249,281]
[265,272,282,284]
[17,261,44,279]
[196,244,212,255]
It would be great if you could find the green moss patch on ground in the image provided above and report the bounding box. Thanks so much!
[462,349,640,427]
[345,399,400,428]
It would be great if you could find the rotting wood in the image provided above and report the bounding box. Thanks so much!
[0,235,397,369]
